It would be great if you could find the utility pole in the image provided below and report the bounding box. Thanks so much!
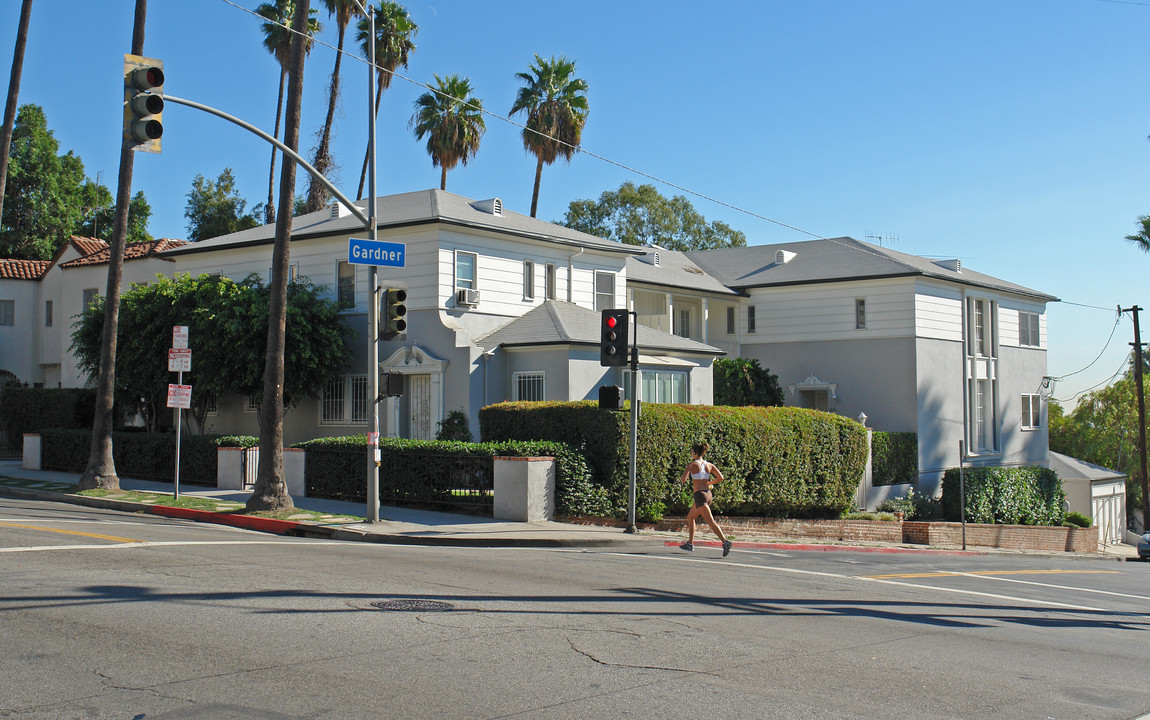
[1121,305,1149,533]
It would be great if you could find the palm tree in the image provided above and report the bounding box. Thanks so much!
[1126,215,1150,253]
[409,74,485,191]
[355,1,417,200]
[257,0,320,224]
[510,54,589,218]
[304,0,361,214]
[0,0,34,228]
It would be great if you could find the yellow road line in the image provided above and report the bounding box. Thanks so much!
[0,521,141,544]
[863,569,1120,580]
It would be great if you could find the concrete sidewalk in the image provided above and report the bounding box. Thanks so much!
[0,460,657,548]
[0,459,1140,558]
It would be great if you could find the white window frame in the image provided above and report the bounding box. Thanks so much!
[523,260,535,300]
[726,306,736,335]
[0,300,13,326]
[1021,393,1041,430]
[204,395,219,416]
[455,250,477,290]
[545,263,557,300]
[855,298,866,329]
[268,263,299,285]
[513,371,545,401]
[245,395,260,412]
[337,260,356,311]
[747,305,756,334]
[676,308,691,338]
[82,288,99,312]
[594,271,615,311]
[320,374,369,425]
[1019,311,1040,347]
[624,369,689,404]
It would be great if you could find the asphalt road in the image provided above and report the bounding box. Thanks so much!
[2,496,1150,720]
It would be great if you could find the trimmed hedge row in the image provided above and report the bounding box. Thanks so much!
[940,465,1065,526]
[293,436,606,517]
[871,431,918,486]
[37,429,258,486]
[0,388,100,451]
[480,401,869,519]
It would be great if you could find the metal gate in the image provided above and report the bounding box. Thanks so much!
[239,446,258,490]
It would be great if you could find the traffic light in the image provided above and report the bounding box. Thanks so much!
[600,309,629,367]
[123,54,164,153]
[382,288,407,338]
[598,384,624,410]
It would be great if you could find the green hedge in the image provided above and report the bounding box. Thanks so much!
[293,436,605,516]
[940,465,1065,525]
[871,432,918,486]
[38,429,258,487]
[480,401,869,519]
[0,388,98,451]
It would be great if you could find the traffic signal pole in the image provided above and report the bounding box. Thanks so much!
[627,311,639,534]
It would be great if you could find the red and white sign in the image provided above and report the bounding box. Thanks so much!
[172,325,189,350]
[168,348,191,372]
[166,384,192,409]
[367,432,379,446]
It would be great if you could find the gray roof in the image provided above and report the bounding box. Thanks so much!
[163,189,645,257]
[476,300,724,355]
[1048,451,1125,482]
[626,247,741,296]
[686,237,1058,302]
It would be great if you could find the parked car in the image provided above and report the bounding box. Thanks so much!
[1139,533,1150,560]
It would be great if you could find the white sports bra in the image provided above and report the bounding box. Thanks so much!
[690,460,711,480]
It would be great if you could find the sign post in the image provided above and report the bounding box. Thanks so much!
[167,326,191,497]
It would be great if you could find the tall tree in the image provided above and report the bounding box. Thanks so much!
[79,0,147,491]
[354,0,417,200]
[0,0,33,228]
[304,0,360,214]
[510,54,589,218]
[257,0,319,224]
[0,104,87,259]
[247,0,311,513]
[183,169,261,242]
[1125,214,1150,253]
[409,74,485,191]
[562,182,747,250]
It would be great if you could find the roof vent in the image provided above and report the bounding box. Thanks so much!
[330,201,352,220]
[775,249,797,264]
[471,198,503,216]
[933,258,962,273]
[653,251,661,267]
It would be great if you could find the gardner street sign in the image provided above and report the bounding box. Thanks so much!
[348,238,406,268]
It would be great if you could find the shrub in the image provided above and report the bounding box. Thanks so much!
[713,357,784,407]
[435,410,473,442]
[1064,511,1092,528]
[940,465,1065,526]
[871,432,917,486]
[843,511,897,522]
[481,401,868,519]
[0,388,98,451]
[37,429,256,487]
[877,490,917,519]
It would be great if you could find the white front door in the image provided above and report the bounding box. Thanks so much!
[407,374,432,440]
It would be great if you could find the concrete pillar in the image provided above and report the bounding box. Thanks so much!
[493,456,555,522]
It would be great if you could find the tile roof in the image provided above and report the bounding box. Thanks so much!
[0,259,52,280]
[476,300,723,355]
[71,236,109,257]
[60,238,186,268]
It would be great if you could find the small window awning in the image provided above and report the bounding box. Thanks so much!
[636,354,696,368]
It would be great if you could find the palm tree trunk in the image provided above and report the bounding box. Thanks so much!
[80,0,147,491]
[356,82,383,200]
[247,0,311,513]
[530,156,544,218]
[304,21,346,213]
[440,165,447,191]
[0,0,34,227]
[265,67,286,225]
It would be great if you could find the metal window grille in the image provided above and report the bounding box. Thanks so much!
[321,378,345,424]
[514,372,545,401]
[350,376,369,422]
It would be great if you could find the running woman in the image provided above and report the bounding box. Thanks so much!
[679,442,732,556]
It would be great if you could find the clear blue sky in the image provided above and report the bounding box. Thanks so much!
[3,0,1148,407]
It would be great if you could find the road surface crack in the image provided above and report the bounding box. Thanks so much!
[565,637,718,675]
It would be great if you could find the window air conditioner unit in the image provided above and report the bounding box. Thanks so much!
[456,288,480,306]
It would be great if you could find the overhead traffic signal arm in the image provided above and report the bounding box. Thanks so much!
[123,54,164,153]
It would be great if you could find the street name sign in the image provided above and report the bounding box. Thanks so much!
[348,238,405,268]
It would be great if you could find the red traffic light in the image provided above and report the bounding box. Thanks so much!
[606,316,617,328]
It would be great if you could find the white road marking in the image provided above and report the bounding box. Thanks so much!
[949,570,1150,602]
[0,539,349,553]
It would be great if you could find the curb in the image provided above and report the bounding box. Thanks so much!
[664,539,984,556]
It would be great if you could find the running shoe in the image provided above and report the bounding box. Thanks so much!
[722,540,732,557]
[679,541,693,551]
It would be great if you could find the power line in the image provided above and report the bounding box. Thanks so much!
[1047,310,1123,382]
[1050,351,1132,405]
[218,0,826,239]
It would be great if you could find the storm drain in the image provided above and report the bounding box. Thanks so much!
[371,599,455,612]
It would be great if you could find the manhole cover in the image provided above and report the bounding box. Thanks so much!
[371,599,454,612]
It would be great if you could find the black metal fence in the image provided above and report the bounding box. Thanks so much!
[0,430,20,460]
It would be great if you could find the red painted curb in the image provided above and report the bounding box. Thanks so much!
[147,504,302,535]
[664,540,981,556]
